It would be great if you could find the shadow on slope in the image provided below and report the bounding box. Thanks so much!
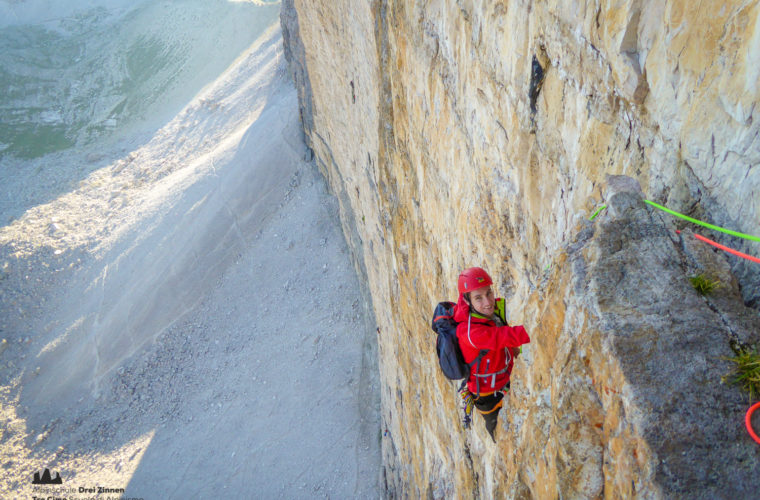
[0,0,280,222]
[6,53,381,497]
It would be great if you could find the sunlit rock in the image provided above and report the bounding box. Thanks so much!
[282,0,760,497]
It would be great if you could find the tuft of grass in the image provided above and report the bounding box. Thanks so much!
[722,344,760,402]
[689,274,721,295]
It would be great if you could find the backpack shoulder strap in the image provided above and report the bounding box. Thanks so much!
[468,349,489,369]
[461,313,491,396]
[495,299,509,326]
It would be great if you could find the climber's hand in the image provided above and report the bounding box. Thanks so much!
[511,346,521,359]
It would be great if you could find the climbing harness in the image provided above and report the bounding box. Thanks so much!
[746,402,760,445]
[460,386,510,430]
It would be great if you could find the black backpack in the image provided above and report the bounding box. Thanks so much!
[431,301,488,391]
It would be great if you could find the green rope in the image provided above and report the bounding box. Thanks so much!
[588,204,607,221]
[643,199,760,243]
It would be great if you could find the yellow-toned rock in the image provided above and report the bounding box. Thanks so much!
[282,0,760,496]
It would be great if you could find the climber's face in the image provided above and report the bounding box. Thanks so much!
[470,285,495,316]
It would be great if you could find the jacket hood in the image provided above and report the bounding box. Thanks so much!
[454,292,503,324]
[453,292,471,323]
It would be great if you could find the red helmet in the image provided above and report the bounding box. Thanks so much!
[458,267,493,294]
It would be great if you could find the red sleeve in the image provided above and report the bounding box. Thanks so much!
[495,325,530,349]
[463,323,530,351]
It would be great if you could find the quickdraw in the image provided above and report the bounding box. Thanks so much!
[459,386,510,430]
[460,388,475,429]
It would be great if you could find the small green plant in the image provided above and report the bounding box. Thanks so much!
[689,274,721,295]
[722,344,760,402]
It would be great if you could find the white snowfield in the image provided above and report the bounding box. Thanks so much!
[0,1,381,498]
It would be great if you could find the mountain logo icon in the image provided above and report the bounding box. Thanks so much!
[32,468,63,484]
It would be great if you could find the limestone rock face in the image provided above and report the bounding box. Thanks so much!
[281,0,760,497]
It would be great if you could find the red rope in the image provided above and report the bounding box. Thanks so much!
[672,234,760,445]
[676,231,760,264]
[746,402,760,445]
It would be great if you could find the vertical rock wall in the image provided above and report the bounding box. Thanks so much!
[282,0,760,497]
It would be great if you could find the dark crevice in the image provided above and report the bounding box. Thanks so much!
[463,440,478,495]
[529,55,545,115]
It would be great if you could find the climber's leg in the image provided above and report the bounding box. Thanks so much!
[474,392,504,441]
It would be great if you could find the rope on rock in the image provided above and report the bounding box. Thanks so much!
[644,199,760,242]
[595,197,760,440]
[588,204,607,221]
[644,198,760,442]
[746,402,760,445]
[676,230,760,264]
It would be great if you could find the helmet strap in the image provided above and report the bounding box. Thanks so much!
[463,293,482,315]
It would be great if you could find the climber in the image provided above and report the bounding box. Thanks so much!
[454,267,530,441]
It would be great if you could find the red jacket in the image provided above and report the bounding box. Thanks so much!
[454,294,530,394]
